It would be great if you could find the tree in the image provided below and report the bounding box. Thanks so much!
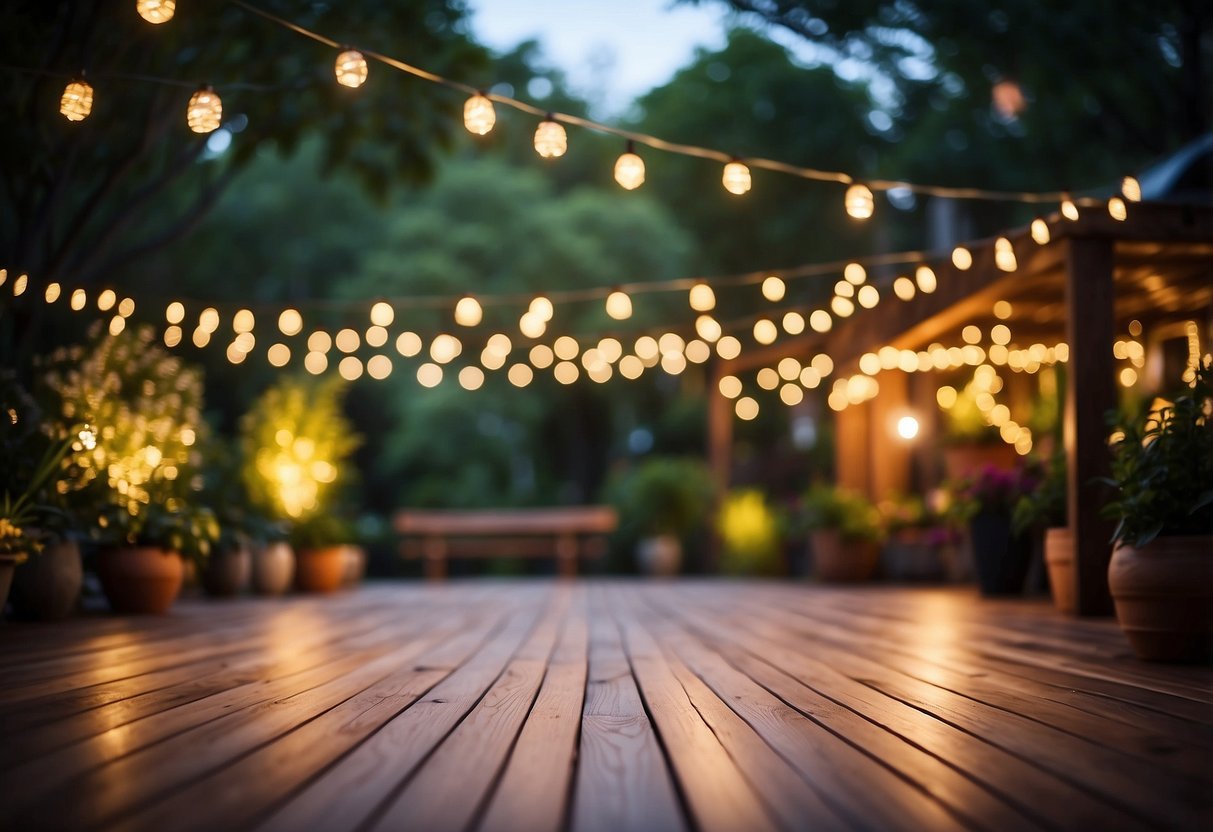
[0,0,485,291]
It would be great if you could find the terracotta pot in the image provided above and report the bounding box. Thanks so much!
[968,511,1031,596]
[295,546,346,593]
[1108,536,1213,663]
[942,443,1019,481]
[637,535,682,577]
[10,538,82,620]
[201,546,251,598]
[1044,527,1077,614]
[96,547,184,615]
[811,530,879,582]
[342,545,367,587]
[251,541,294,596]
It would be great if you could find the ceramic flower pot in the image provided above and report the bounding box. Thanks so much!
[1044,527,1077,614]
[968,511,1031,596]
[1108,536,1213,663]
[295,546,345,593]
[10,537,83,620]
[96,547,184,615]
[811,530,879,582]
[251,541,294,596]
[637,535,682,577]
[201,545,251,598]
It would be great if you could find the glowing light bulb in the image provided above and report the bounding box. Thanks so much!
[464,93,496,135]
[994,237,1017,271]
[688,282,716,312]
[915,265,937,293]
[605,290,632,320]
[534,117,567,158]
[952,246,973,270]
[278,308,303,336]
[896,415,920,440]
[809,310,832,333]
[1060,194,1079,221]
[845,183,874,219]
[1121,175,1142,202]
[454,295,483,327]
[60,78,93,121]
[614,142,645,190]
[844,263,866,284]
[753,319,778,345]
[334,50,368,88]
[529,296,554,321]
[1030,218,1050,245]
[857,285,879,308]
[893,277,916,301]
[1107,197,1127,221]
[369,300,394,327]
[187,86,222,134]
[136,0,175,24]
[722,160,751,195]
[761,276,785,301]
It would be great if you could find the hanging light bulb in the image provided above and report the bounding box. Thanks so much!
[1030,218,1050,245]
[1060,193,1079,221]
[136,0,175,24]
[60,77,94,122]
[688,282,716,312]
[761,276,785,302]
[614,141,645,190]
[721,159,751,195]
[334,49,368,88]
[1107,197,1128,222]
[845,183,875,220]
[605,289,632,320]
[186,85,222,133]
[454,295,483,327]
[994,237,1018,271]
[1121,175,1142,203]
[529,295,554,322]
[464,92,496,135]
[534,116,567,158]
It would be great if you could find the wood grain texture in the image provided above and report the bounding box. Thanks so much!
[0,580,1208,832]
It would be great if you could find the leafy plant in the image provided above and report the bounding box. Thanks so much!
[716,489,783,576]
[949,463,1041,522]
[800,484,884,544]
[289,513,355,549]
[1103,359,1213,547]
[605,457,715,538]
[1013,453,1067,535]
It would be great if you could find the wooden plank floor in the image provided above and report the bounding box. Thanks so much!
[1,580,1210,831]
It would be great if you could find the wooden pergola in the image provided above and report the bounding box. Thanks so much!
[709,201,1213,615]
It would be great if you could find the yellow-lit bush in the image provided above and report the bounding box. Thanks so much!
[716,488,784,576]
[239,376,359,522]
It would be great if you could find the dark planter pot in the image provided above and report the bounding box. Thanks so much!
[201,546,251,598]
[1109,536,1213,663]
[968,511,1031,596]
[881,530,944,581]
[295,546,346,593]
[811,530,879,582]
[96,547,184,614]
[10,538,83,620]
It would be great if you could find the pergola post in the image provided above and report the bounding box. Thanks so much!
[869,369,911,500]
[1063,236,1117,616]
[834,400,871,496]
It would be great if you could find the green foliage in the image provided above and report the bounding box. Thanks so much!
[104,501,220,563]
[800,484,884,543]
[1013,453,1067,535]
[716,488,783,575]
[289,512,355,549]
[239,375,360,523]
[1103,359,1213,547]
[605,457,716,538]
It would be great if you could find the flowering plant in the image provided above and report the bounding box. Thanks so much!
[951,463,1040,520]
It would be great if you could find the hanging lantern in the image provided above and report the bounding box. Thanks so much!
[721,160,751,195]
[60,77,94,122]
[614,141,645,190]
[845,183,875,219]
[464,93,496,135]
[136,0,175,24]
[334,50,368,89]
[534,116,567,158]
[1121,175,1142,203]
[186,86,222,134]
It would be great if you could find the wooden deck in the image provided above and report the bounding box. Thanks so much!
[1,581,1209,831]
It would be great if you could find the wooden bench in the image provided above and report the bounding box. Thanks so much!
[393,506,618,580]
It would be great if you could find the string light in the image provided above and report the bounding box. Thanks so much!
[782,311,805,334]
[753,319,778,345]
[952,246,973,270]
[844,263,867,284]
[688,282,715,312]
[809,310,832,333]
[857,285,879,308]
[454,295,483,327]
[605,290,632,320]
[529,296,554,322]
[893,276,916,301]
[369,300,394,327]
[464,92,496,135]
[45,283,61,303]
[518,312,546,339]
[60,78,94,122]
[534,116,567,158]
[458,366,484,390]
[716,336,741,360]
[994,237,1017,271]
[1030,218,1050,245]
[1121,175,1142,202]
[761,276,785,301]
[614,142,645,190]
[695,315,722,342]
[334,50,368,88]
[845,184,874,220]
[367,355,393,380]
[186,86,222,133]
[136,0,175,24]
[1107,197,1128,221]
[278,308,303,336]
[915,265,937,293]
[395,331,422,357]
[1060,193,1079,221]
[722,160,751,195]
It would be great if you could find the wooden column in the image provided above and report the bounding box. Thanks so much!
[869,370,911,500]
[705,368,733,572]
[1064,237,1117,616]
[834,401,871,497]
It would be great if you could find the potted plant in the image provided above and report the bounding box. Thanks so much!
[1013,453,1075,612]
[606,457,715,576]
[940,373,1019,479]
[197,436,270,597]
[42,323,210,614]
[951,464,1038,595]
[240,376,360,594]
[290,513,353,593]
[716,488,784,576]
[0,375,90,619]
[1103,359,1213,663]
[877,495,947,581]
[801,484,884,582]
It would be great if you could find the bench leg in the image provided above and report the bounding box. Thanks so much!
[423,537,447,581]
[556,534,577,579]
